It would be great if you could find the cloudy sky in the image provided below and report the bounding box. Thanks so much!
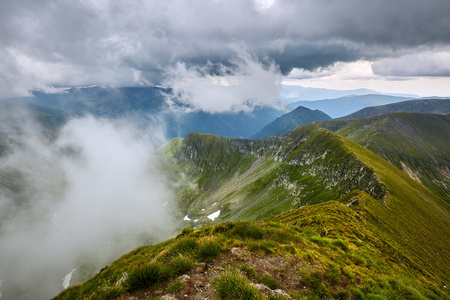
[1,0,450,100]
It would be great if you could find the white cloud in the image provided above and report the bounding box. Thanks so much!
[284,58,450,97]
[254,0,276,10]
[0,114,175,298]
[288,60,377,81]
[163,49,283,113]
[1,0,450,100]
[372,50,450,77]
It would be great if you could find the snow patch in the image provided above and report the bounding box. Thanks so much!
[207,210,221,221]
[183,215,191,221]
[62,269,76,289]
[212,202,217,206]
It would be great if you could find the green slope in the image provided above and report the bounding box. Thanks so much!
[161,123,450,281]
[316,113,450,202]
[53,125,450,299]
[336,129,450,285]
[53,192,449,299]
[161,125,387,222]
[341,98,450,120]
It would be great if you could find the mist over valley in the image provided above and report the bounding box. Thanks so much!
[1,1,450,299]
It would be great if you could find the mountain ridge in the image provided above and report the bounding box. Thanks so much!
[20,86,288,139]
[53,124,450,300]
[316,112,450,202]
[161,125,388,222]
[288,94,413,118]
[251,106,331,139]
[340,98,450,119]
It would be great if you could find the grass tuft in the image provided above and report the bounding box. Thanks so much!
[213,270,263,300]
[170,254,196,275]
[172,237,198,255]
[125,263,163,292]
[167,279,184,294]
[197,240,221,261]
[259,274,281,290]
[238,264,256,278]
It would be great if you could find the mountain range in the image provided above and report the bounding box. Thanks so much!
[254,98,450,202]
[14,86,288,139]
[54,123,450,300]
[281,85,417,102]
[340,98,450,119]
[1,88,449,299]
[288,94,414,118]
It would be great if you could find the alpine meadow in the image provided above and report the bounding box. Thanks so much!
[0,1,449,300]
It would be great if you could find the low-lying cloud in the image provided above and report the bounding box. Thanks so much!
[0,111,175,299]
[163,49,283,113]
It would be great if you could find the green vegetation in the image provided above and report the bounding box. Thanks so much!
[317,112,450,201]
[258,274,280,290]
[124,263,165,292]
[340,98,450,120]
[213,270,263,300]
[160,124,387,223]
[53,124,449,299]
[197,240,221,261]
[166,279,184,294]
[170,254,195,275]
[52,193,449,299]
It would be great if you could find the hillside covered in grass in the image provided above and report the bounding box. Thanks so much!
[54,191,449,299]
[340,99,450,120]
[160,125,387,223]
[53,124,450,299]
[316,113,450,202]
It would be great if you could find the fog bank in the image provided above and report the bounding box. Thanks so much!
[0,112,176,299]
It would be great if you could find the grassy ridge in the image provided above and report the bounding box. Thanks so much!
[160,125,386,223]
[340,98,450,120]
[338,133,450,283]
[316,113,450,202]
[53,124,450,299]
[53,192,449,299]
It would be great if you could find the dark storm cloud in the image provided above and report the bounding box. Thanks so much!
[269,42,363,75]
[1,0,449,97]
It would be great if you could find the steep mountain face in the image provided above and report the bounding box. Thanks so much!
[54,124,450,300]
[162,123,450,282]
[251,106,331,139]
[22,86,287,139]
[316,113,450,202]
[161,125,388,222]
[288,94,412,118]
[340,98,450,119]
